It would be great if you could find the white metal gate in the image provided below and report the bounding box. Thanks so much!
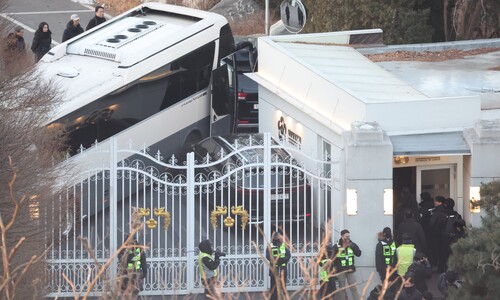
[46,133,339,297]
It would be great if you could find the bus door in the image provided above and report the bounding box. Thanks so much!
[210,62,236,136]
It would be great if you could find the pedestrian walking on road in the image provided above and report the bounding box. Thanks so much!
[62,14,84,42]
[31,22,52,62]
[86,5,107,30]
[14,26,26,53]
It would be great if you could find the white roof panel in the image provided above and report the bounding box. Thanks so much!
[276,42,427,103]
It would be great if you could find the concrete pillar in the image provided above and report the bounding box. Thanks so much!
[342,121,393,287]
[464,119,500,227]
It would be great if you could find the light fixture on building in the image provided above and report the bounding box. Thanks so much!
[394,156,409,165]
[384,189,393,215]
[470,186,481,213]
[346,189,358,215]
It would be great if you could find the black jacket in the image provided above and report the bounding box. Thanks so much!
[429,205,448,238]
[266,241,291,276]
[62,21,84,42]
[332,238,361,272]
[398,286,423,300]
[198,239,220,271]
[375,233,396,280]
[396,218,426,253]
[31,30,52,62]
[15,35,26,52]
[119,245,147,276]
[86,15,106,30]
[407,260,432,293]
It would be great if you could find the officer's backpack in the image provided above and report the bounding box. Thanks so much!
[444,212,462,240]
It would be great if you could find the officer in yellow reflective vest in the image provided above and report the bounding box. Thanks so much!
[198,239,224,299]
[332,229,362,300]
[119,235,147,298]
[318,244,336,299]
[375,227,397,282]
[266,231,291,300]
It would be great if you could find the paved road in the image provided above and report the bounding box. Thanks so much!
[1,0,97,48]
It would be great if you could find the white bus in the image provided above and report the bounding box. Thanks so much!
[41,2,253,158]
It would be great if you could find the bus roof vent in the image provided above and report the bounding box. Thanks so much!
[96,19,165,50]
[83,48,117,60]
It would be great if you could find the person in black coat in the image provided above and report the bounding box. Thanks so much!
[375,227,397,282]
[14,26,26,52]
[62,14,84,42]
[396,209,426,254]
[31,22,52,62]
[86,6,107,30]
[399,274,423,300]
[266,231,291,300]
[406,252,432,294]
[198,239,223,299]
[429,196,448,272]
[332,229,362,300]
[119,235,147,298]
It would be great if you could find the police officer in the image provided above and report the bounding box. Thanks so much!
[266,231,291,300]
[198,239,224,299]
[318,244,336,299]
[375,227,397,282]
[119,235,147,299]
[332,229,362,300]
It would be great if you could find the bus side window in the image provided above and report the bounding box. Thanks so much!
[178,42,215,100]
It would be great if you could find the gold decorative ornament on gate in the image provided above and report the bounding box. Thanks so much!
[210,206,228,230]
[138,208,150,217]
[223,216,235,228]
[154,207,171,230]
[210,205,249,230]
[231,205,249,230]
[137,207,171,230]
[146,218,158,229]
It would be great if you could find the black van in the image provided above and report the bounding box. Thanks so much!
[234,50,258,132]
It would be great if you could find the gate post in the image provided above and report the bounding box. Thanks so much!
[186,152,195,292]
[263,132,271,289]
[109,137,118,280]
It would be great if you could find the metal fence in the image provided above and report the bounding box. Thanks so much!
[46,133,339,297]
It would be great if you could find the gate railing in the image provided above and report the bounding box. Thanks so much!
[46,133,339,297]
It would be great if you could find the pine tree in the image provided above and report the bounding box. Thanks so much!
[447,181,500,299]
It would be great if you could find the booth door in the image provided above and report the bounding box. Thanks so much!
[416,164,456,200]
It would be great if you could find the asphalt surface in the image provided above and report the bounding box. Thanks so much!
[1,0,99,48]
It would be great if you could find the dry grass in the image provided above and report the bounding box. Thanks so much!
[367,47,500,62]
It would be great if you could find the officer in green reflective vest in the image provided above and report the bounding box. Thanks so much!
[198,239,223,299]
[318,244,336,299]
[119,235,147,298]
[332,229,362,300]
[266,231,291,300]
[375,227,397,282]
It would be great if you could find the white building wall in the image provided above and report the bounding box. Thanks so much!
[464,120,500,227]
[256,40,367,132]
[342,122,393,285]
[365,96,481,134]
